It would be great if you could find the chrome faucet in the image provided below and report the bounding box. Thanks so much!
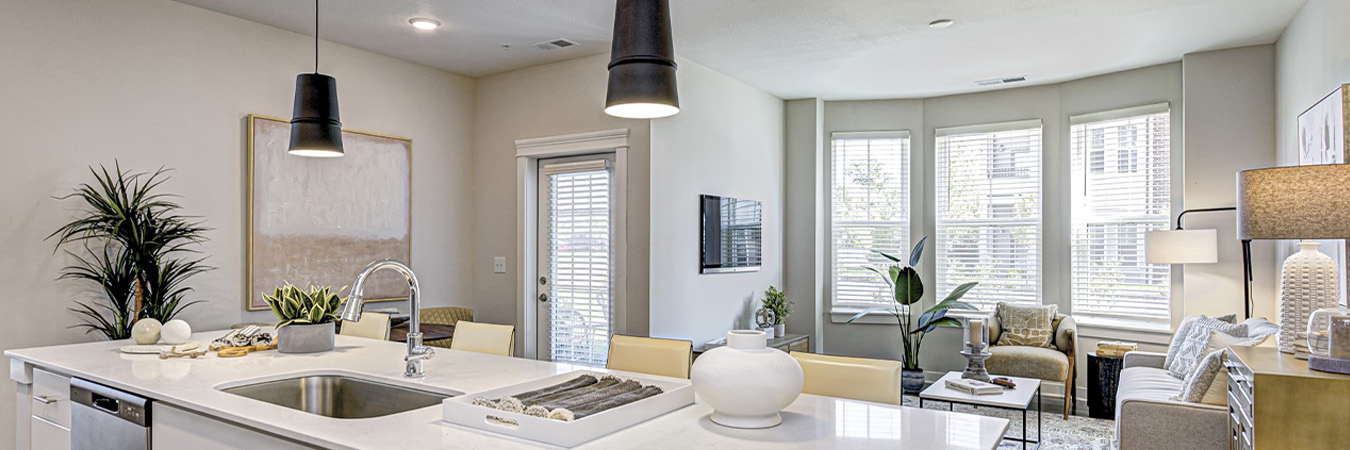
[340,259,434,378]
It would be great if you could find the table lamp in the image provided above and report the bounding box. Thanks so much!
[1238,164,1350,354]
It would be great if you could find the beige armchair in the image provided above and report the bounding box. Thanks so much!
[986,313,1078,419]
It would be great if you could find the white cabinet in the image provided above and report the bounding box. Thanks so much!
[152,403,315,450]
[27,368,71,450]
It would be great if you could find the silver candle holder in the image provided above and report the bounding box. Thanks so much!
[960,342,993,382]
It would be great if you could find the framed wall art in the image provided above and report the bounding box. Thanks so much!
[1298,84,1350,306]
[246,114,412,310]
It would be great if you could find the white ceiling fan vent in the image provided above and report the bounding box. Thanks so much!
[975,76,1028,87]
[533,38,579,50]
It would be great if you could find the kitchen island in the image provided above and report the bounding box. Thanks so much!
[7,333,1009,450]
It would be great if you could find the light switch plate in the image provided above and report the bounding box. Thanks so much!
[493,257,507,273]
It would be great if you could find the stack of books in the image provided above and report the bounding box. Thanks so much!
[944,378,1004,396]
[1096,341,1138,357]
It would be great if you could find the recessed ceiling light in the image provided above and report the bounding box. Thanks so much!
[409,18,441,31]
[929,19,955,29]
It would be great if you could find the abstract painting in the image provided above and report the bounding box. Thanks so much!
[247,115,412,310]
[1298,85,1350,306]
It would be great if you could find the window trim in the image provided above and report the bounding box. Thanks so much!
[827,130,912,310]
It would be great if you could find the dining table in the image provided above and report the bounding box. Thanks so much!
[390,323,455,342]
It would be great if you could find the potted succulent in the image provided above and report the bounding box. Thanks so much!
[844,237,978,394]
[264,283,344,353]
[762,286,791,338]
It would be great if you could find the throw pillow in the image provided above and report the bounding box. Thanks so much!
[1167,316,1247,379]
[1176,348,1227,404]
[996,303,1058,348]
[1165,314,1237,370]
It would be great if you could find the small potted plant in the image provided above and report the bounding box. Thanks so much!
[264,283,344,353]
[762,286,791,338]
[845,237,978,394]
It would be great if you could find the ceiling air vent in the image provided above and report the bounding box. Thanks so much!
[533,38,579,50]
[975,76,1028,87]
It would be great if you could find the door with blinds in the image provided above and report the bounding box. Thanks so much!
[536,155,615,365]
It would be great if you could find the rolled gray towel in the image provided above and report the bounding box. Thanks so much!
[566,385,665,420]
[537,380,643,411]
[522,377,620,406]
[511,375,598,403]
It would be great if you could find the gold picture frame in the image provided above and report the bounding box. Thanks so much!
[245,114,413,311]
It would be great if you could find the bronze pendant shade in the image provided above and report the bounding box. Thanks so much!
[605,0,680,119]
[289,0,343,157]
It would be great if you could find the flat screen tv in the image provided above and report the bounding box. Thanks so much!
[700,194,762,273]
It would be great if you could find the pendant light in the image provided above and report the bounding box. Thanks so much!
[289,0,344,157]
[605,0,679,119]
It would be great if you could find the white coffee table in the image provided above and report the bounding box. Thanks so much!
[919,372,1041,449]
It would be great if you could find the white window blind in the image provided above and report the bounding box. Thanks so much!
[830,131,910,306]
[546,161,613,365]
[1070,104,1172,322]
[935,120,1042,310]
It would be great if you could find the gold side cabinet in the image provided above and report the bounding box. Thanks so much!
[1225,345,1350,450]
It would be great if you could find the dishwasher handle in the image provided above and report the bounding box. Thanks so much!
[70,377,151,427]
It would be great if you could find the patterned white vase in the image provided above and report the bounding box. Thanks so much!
[1278,241,1340,353]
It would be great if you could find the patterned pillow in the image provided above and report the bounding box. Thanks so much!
[1167,317,1247,379]
[1164,314,1236,370]
[1176,348,1227,404]
[995,303,1058,348]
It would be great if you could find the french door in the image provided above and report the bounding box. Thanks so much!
[535,155,615,365]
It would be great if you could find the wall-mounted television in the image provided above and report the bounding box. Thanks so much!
[700,194,763,274]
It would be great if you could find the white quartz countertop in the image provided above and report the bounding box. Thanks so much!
[6,332,1009,450]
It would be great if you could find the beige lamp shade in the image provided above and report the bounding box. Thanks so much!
[1237,164,1350,240]
[1145,229,1219,264]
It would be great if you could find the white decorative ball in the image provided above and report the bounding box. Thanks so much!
[691,330,803,429]
[131,319,162,345]
[160,320,192,345]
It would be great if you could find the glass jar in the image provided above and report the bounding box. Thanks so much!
[1306,307,1350,358]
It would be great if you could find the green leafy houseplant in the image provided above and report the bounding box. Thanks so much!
[49,163,211,340]
[762,286,791,325]
[844,237,978,371]
[263,283,345,328]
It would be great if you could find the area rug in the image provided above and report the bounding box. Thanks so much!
[901,395,1115,450]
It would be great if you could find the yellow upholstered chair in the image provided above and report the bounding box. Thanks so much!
[422,306,474,348]
[791,352,904,405]
[338,312,391,340]
[606,335,693,379]
[985,309,1078,419]
[450,321,515,356]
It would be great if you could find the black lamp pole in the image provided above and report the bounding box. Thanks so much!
[1173,206,1253,319]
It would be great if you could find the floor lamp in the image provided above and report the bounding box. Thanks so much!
[1145,207,1254,319]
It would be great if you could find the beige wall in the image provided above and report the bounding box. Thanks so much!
[471,54,653,354]
[1275,0,1350,293]
[1181,45,1279,321]
[0,0,475,442]
[648,59,786,345]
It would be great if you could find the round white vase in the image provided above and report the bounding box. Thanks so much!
[1278,241,1340,353]
[691,330,803,429]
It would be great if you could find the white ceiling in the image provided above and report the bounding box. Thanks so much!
[172,0,1306,100]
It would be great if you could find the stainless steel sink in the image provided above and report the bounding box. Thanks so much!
[219,374,457,419]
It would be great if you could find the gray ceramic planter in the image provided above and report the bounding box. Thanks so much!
[277,322,335,353]
[901,368,926,394]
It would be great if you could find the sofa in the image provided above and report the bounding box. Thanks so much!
[1114,318,1278,450]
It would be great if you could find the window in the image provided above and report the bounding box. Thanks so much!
[935,120,1042,310]
[830,131,910,306]
[1070,104,1172,322]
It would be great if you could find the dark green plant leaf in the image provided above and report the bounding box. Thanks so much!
[940,281,979,304]
[874,250,903,263]
[913,317,962,334]
[908,236,927,267]
[892,266,923,305]
[843,307,890,324]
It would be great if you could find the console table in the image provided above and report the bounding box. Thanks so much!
[696,333,809,357]
[1225,346,1350,450]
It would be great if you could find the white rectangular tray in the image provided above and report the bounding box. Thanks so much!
[442,370,694,448]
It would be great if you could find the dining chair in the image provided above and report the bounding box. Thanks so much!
[450,321,515,356]
[606,335,693,379]
[338,312,391,340]
[421,306,474,349]
[791,351,904,405]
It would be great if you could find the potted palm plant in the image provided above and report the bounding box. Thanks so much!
[844,237,978,394]
[264,283,344,353]
[50,163,211,340]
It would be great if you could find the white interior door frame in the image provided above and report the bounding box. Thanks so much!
[516,129,629,360]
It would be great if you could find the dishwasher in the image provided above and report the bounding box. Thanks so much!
[70,377,152,450]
